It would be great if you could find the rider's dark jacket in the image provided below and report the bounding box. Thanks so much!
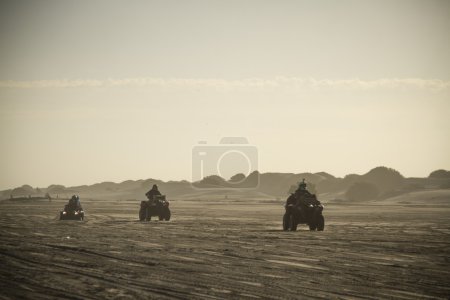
[146,188,162,200]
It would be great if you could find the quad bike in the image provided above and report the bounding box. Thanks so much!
[60,204,84,221]
[139,195,171,221]
[283,192,324,231]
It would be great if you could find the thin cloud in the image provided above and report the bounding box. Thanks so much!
[0,77,449,92]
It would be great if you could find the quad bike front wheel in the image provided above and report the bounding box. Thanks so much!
[158,209,171,221]
[308,222,317,231]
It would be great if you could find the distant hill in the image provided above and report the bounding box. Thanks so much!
[1,167,449,202]
[10,185,36,197]
[429,169,450,178]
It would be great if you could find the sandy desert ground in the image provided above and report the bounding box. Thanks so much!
[1,193,449,299]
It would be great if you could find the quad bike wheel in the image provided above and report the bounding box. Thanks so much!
[309,222,317,231]
[317,215,325,231]
[290,215,298,231]
[158,209,171,221]
[139,206,147,221]
[282,214,289,231]
[283,213,297,231]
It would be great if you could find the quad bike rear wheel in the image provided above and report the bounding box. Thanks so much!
[139,206,147,221]
[290,215,298,231]
[164,210,171,221]
[282,214,289,231]
[317,215,325,231]
[282,213,298,231]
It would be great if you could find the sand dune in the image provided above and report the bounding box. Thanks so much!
[375,189,450,205]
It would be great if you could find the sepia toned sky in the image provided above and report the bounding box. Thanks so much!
[0,0,449,189]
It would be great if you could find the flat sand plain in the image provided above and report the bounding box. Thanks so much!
[1,194,449,299]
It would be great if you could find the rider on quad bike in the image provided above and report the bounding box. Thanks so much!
[283,179,324,231]
[145,184,162,204]
[140,184,171,221]
[60,195,84,220]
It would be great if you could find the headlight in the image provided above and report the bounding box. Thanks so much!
[74,212,78,215]
[309,204,313,208]
[63,212,66,214]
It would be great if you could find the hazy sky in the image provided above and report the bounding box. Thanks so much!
[1,0,449,189]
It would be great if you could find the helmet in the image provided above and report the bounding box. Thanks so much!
[152,184,158,190]
[299,179,307,190]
